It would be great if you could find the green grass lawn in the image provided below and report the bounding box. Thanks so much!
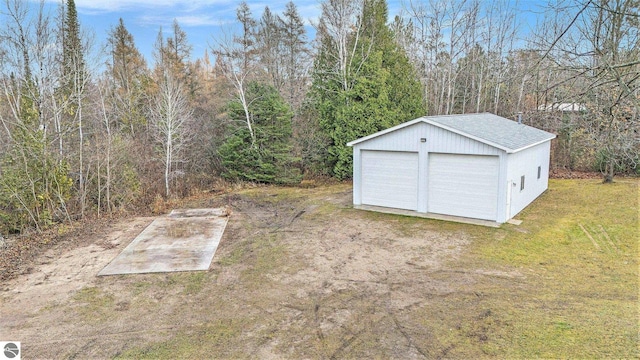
[464,178,639,358]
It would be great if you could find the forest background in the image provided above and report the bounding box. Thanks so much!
[0,0,638,234]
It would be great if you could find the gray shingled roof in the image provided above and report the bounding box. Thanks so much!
[347,113,556,153]
[423,113,556,152]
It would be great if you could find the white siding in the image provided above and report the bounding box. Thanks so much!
[428,153,499,220]
[506,142,552,217]
[356,122,502,156]
[356,123,425,152]
[360,151,419,210]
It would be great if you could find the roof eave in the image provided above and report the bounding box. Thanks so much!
[508,134,557,153]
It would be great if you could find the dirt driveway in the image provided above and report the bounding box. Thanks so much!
[1,184,526,358]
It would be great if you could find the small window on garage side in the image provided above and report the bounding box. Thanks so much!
[537,166,542,179]
[520,175,525,191]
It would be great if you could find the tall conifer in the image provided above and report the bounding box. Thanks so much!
[311,0,424,179]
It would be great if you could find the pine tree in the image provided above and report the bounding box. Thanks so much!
[280,1,309,108]
[152,21,194,95]
[60,0,90,216]
[152,26,165,71]
[235,2,257,75]
[218,82,301,184]
[165,20,193,85]
[107,18,148,133]
[211,2,259,145]
[311,0,424,179]
[256,6,282,90]
[62,0,83,87]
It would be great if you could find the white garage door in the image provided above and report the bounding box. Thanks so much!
[361,150,419,211]
[428,153,499,220]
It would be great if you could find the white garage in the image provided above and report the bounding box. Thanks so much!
[348,113,556,224]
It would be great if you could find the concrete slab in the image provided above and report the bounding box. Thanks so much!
[354,205,502,228]
[98,208,229,276]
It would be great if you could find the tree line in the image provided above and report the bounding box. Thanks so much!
[0,0,638,233]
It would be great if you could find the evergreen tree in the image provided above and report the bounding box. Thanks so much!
[152,21,194,95]
[60,0,90,216]
[107,18,148,133]
[218,82,300,184]
[311,0,424,179]
[62,0,83,86]
[280,1,309,108]
[152,26,166,71]
[165,20,193,85]
[256,6,282,90]
[235,2,257,75]
[212,2,259,145]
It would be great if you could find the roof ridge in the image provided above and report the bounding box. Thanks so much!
[422,112,492,119]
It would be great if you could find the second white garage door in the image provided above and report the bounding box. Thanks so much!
[428,153,499,221]
[361,150,419,211]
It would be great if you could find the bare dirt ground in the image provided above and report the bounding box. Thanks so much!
[0,182,620,358]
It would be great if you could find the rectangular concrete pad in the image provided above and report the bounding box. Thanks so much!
[98,208,229,276]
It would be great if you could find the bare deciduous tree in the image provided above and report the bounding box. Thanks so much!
[149,74,193,197]
[314,0,370,93]
[532,0,640,181]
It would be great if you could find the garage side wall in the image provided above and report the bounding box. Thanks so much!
[506,141,552,217]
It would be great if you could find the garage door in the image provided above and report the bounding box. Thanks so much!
[428,153,499,220]
[361,150,419,211]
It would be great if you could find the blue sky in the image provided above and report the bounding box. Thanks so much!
[41,0,545,65]
[69,0,326,63]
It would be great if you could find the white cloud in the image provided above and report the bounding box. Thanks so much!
[138,14,229,27]
[175,15,229,27]
[51,0,323,29]
[68,0,233,13]
[68,0,318,22]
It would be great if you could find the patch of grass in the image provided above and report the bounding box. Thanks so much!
[116,318,247,359]
[129,272,211,296]
[238,185,308,203]
[130,280,153,296]
[223,188,307,279]
[240,233,302,284]
[308,201,347,217]
[238,183,352,203]
[216,231,303,292]
[217,242,248,266]
[179,272,209,295]
[482,179,637,264]
[461,179,639,358]
[72,286,115,323]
